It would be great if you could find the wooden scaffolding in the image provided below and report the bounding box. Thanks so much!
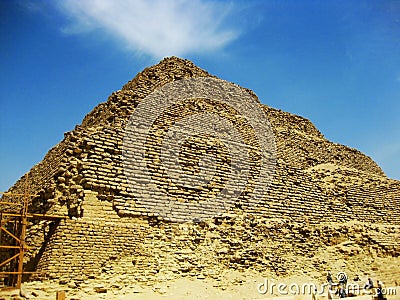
[0,175,66,288]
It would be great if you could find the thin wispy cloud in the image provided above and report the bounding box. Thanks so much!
[56,0,239,58]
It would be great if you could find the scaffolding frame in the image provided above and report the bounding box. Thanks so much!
[0,175,66,289]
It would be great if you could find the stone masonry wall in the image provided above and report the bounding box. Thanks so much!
[31,195,399,282]
[2,57,399,282]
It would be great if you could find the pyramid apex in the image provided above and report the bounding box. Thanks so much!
[121,56,212,92]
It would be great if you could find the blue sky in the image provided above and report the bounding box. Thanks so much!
[1,0,399,191]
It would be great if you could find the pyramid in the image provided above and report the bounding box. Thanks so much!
[1,57,399,285]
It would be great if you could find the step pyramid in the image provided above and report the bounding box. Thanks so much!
[1,57,399,284]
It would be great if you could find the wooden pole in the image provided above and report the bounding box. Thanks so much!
[16,175,29,289]
[56,290,66,300]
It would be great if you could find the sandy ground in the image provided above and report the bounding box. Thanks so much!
[1,250,399,299]
[1,273,399,300]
